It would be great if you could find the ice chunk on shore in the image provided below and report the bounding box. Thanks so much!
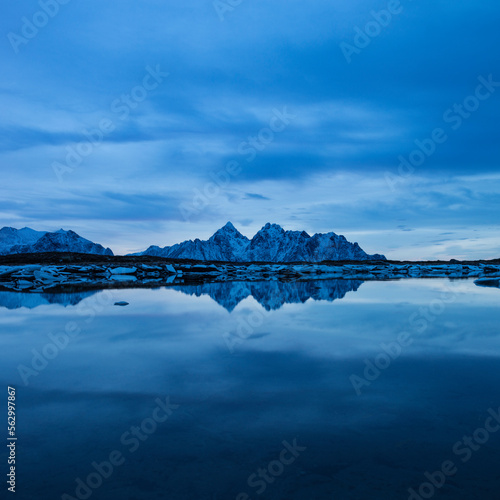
[109,267,137,275]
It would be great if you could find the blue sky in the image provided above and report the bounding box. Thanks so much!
[1,0,499,259]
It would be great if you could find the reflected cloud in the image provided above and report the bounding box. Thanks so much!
[2,279,500,499]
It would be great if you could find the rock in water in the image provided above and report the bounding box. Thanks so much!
[474,278,500,288]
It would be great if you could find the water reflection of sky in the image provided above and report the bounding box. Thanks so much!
[1,279,500,499]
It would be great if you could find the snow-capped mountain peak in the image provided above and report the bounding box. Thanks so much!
[0,227,113,256]
[261,222,285,234]
[219,221,237,231]
[210,221,246,239]
[0,227,47,250]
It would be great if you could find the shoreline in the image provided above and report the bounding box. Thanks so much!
[0,253,499,293]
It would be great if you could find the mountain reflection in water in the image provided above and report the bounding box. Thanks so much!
[0,290,98,310]
[2,279,500,499]
[0,279,363,311]
[173,279,363,311]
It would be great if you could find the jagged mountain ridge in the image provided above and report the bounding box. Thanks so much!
[158,222,250,261]
[135,222,385,262]
[0,227,113,256]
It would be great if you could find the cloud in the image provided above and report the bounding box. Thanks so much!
[244,193,270,201]
[1,1,500,257]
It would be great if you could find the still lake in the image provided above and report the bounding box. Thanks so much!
[1,278,500,499]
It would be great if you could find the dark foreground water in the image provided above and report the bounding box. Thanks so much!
[1,278,500,499]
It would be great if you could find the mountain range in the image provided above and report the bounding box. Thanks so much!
[133,222,385,262]
[0,223,385,262]
[0,227,113,256]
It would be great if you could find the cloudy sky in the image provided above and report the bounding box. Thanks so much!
[1,0,499,259]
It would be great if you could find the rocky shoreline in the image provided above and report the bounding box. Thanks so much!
[0,253,499,293]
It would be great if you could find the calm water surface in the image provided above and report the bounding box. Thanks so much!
[1,278,500,499]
